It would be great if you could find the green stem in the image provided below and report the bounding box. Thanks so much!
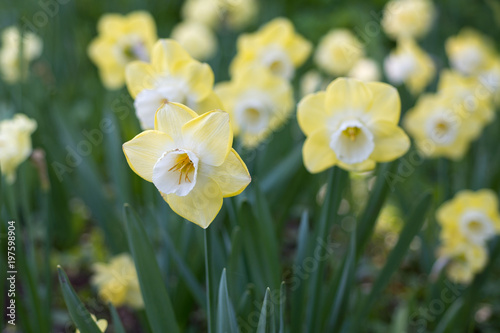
[306,167,347,332]
[204,228,215,333]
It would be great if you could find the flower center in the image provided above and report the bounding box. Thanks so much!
[426,114,458,145]
[115,34,149,65]
[259,45,294,79]
[234,91,273,135]
[152,149,199,196]
[330,119,374,164]
[459,209,494,245]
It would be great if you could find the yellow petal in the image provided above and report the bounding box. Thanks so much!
[100,65,125,90]
[96,319,108,332]
[337,159,376,172]
[97,14,124,36]
[200,148,251,197]
[196,91,224,114]
[369,121,410,162]
[302,129,337,173]
[151,39,193,74]
[297,91,327,136]
[126,11,156,41]
[123,130,174,182]
[365,82,401,124]
[176,62,214,100]
[182,111,232,166]
[286,35,312,66]
[325,78,372,115]
[125,61,155,98]
[163,175,223,228]
[155,102,198,143]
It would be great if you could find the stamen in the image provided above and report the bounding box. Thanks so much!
[169,154,194,185]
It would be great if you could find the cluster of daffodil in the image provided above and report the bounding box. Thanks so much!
[0,26,42,84]
[0,113,37,183]
[436,190,500,284]
[91,253,144,309]
[403,29,497,160]
[172,0,258,61]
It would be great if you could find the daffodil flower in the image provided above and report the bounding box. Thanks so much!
[76,315,108,333]
[88,11,157,90]
[297,78,410,173]
[382,0,435,40]
[215,66,294,148]
[126,39,223,130]
[230,18,311,80]
[123,103,251,228]
[384,38,435,95]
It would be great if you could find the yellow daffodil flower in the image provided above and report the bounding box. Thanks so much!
[91,253,143,309]
[215,66,293,148]
[297,78,410,173]
[122,103,251,228]
[437,189,500,248]
[437,69,495,134]
[182,0,258,30]
[171,21,217,61]
[439,242,487,284]
[347,58,381,82]
[125,39,223,130]
[88,11,157,90]
[382,0,435,40]
[0,114,37,183]
[384,38,435,95]
[478,56,500,105]
[403,93,481,160]
[314,29,364,77]
[0,26,42,83]
[230,18,311,80]
[445,28,496,76]
[76,314,108,333]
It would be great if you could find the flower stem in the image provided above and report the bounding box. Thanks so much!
[204,228,215,333]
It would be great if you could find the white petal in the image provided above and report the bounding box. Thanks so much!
[152,149,199,196]
[329,119,374,164]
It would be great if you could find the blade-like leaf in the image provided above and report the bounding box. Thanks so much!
[279,282,286,333]
[109,303,126,333]
[123,204,180,333]
[216,269,239,333]
[257,288,276,333]
[57,266,102,333]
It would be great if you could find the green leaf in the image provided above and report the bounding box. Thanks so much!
[123,204,180,333]
[216,269,239,333]
[108,303,126,333]
[257,288,276,333]
[350,192,432,332]
[57,266,102,333]
[279,282,286,333]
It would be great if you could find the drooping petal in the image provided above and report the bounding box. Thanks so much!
[125,61,155,98]
[302,129,338,173]
[155,102,198,144]
[325,78,372,114]
[182,111,232,166]
[163,175,223,228]
[151,39,193,74]
[200,148,251,197]
[297,91,327,136]
[369,121,410,162]
[122,130,175,182]
[364,82,401,124]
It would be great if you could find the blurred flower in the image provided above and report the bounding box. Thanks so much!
[91,253,143,309]
[0,26,42,83]
[76,314,108,333]
[182,0,258,30]
[314,29,364,77]
[297,78,410,173]
[0,114,37,183]
[382,0,435,40]
[171,21,218,61]
[384,38,435,95]
[478,56,500,105]
[125,39,223,130]
[440,242,487,284]
[437,189,500,248]
[348,58,381,82]
[88,11,157,90]
[300,70,325,97]
[403,93,481,160]
[445,28,496,76]
[437,69,495,135]
[215,67,293,148]
[230,18,311,80]
[122,103,250,228]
